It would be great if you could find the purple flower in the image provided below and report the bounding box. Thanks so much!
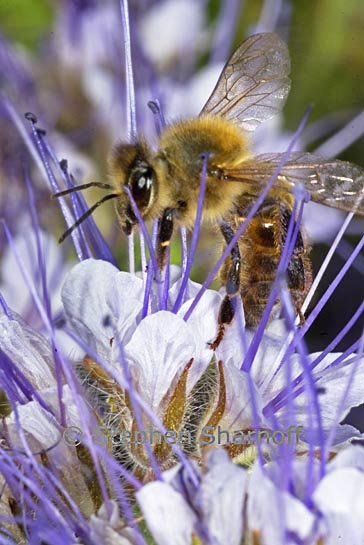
[1,1,364,543]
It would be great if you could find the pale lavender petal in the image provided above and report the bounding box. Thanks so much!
[313,468,364,545]
[4,385,96,518]
[219,361,264,431]
[198,450,247,545]
[62,259,144,356]
[0,311,55,390]
[168,271,204,310]
[90,501,134,545]
[125,312,196,413]
[166,63,224,119]
[274,356,364,445]
[178,289,221,388]
[248,463,316,545]
[328,445,364,472]
[136,481,196,545]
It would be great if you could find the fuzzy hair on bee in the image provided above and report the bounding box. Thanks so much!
[54,31,364,346]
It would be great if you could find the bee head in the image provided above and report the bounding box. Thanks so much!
[109,141,157,235]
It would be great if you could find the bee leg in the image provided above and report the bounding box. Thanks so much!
[156,208,174,269]
[296,306,305,326]
[209,222,241,350]
[209,296,236,350]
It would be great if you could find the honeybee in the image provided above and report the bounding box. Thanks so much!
[57,33,364,347]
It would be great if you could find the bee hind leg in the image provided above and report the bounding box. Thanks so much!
[209,222,241,350]
[209,295,237,350]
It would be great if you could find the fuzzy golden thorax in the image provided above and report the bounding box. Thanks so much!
[109,116,251,233]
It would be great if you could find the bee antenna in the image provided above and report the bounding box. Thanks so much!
[58,193,119,243]
[52,181,114,198]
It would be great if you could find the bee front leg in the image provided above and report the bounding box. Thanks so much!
[157,208,174,269]
[209,222,241,350]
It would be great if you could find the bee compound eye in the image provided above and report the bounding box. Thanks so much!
[130,167,154,210]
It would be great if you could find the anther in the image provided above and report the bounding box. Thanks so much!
[59,159,68,172]
[24,111,37,123]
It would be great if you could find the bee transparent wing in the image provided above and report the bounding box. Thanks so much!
[224,152,364,215]
[200,32,291,132]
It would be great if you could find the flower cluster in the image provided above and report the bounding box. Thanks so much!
[1,1,364,545]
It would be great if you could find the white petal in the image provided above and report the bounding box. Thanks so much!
[178,289,221,389]
[214,296,246,366]
[266,351,344,398]
[90,501,133,545]
[4,386,96,517]
[62,259,144,357]
[274,355,364,445]
[314,467,364,514]
[136,481,196,545]
[6,398,58,450]
[125,312,196,413]
[167,268,203,311]
[199,450,247,545]
[313,468,364,544]
[248,463,315,545]
[216,315,288,395]
[219,361,264,431]
[249,320,291,393]
[5,385,85,451]
[0,311,55,390]
[138,265,203,314]
[328,444,364,472]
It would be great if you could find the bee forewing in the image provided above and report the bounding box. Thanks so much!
[200,32,291,132]
[224,152,364,215]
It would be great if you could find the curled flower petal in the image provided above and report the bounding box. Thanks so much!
[90,501,134,545]
[62,259,144,356]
